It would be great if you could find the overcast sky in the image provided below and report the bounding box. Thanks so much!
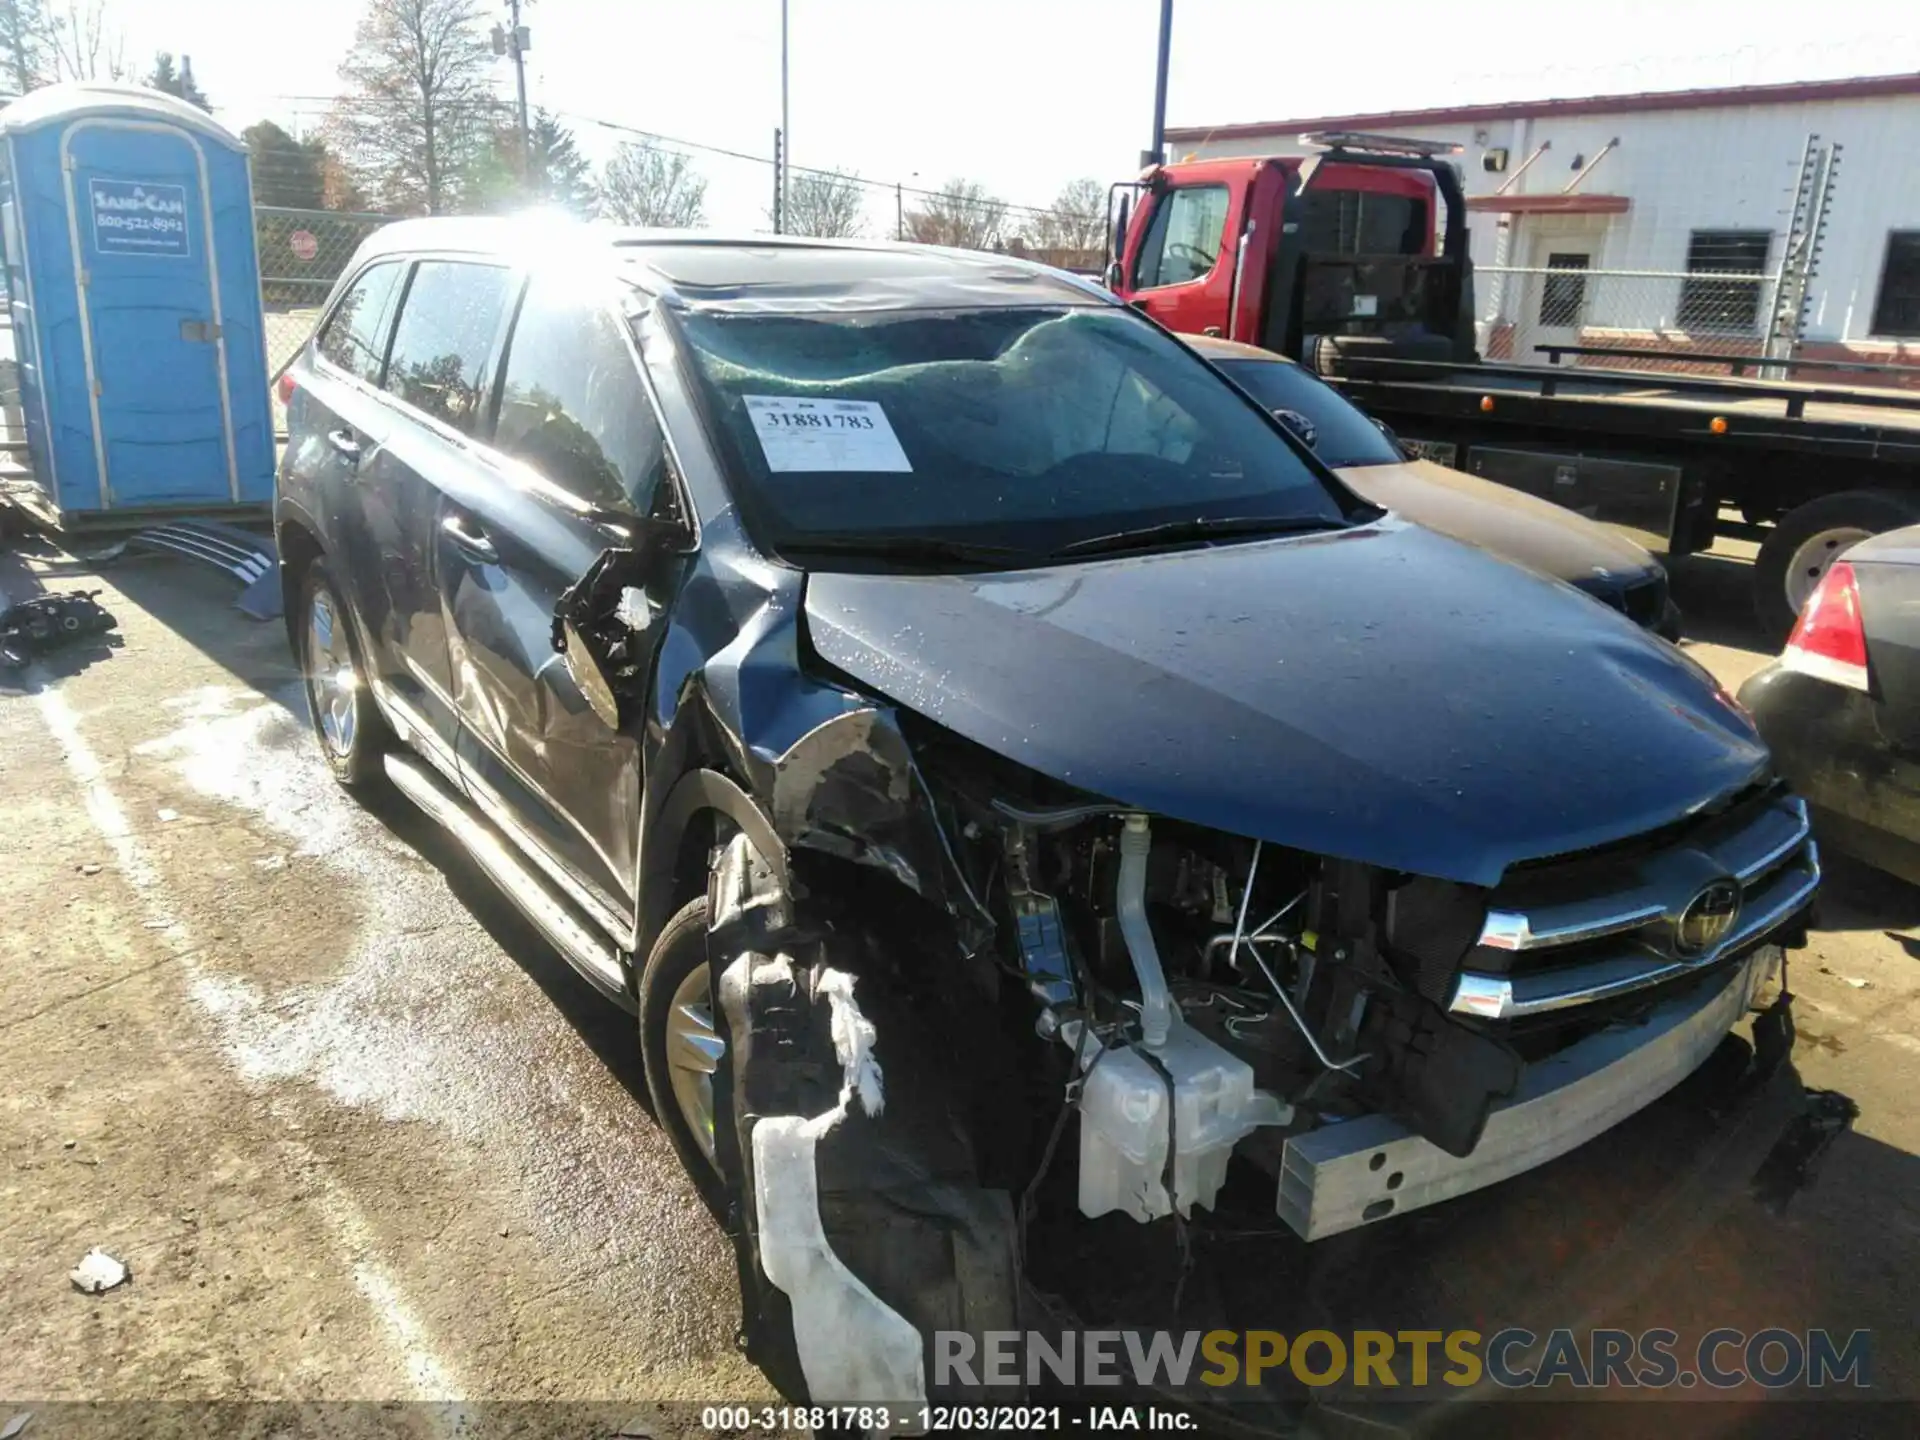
[120,0,1920,231]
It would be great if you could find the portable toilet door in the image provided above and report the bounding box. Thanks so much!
[0,83,275,517]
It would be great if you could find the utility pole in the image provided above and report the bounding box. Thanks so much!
[1144,0,1173,168]
[494,2,533,185]
[896,181,903,241]
[779,0,791,229]
[772,128,785,234]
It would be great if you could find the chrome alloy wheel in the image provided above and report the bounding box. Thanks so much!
[665,963,724,1164]
[306,587,359,757]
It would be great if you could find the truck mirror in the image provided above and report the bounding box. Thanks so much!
[1104,260,1124,292]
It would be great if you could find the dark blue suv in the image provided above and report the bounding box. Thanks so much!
[277,220,1819,1411]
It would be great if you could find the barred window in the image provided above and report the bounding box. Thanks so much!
[1677,230,1770,332]
[1871,232,1920,338]
[1538,253,1590,328]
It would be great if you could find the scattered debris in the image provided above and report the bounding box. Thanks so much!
[1844,976,1872,989]
[126,522,279,620]
[157,808,180,823]
[1,1409,32,1439]
[0,590,119,670]
[77,862,101,876]
[1752,1090,1860,1213]
[61,1140,76,1151]
[69,1248,129,1294]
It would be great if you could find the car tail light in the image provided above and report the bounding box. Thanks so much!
[276,372,296,407]
[1782,560,1870,692]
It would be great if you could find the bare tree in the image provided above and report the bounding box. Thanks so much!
[599,141,707,229]
[1028,177,1107,257]
[903,178,1008,251]
[0,0,53,95]
[45,0,127,82]
[327,0,494,216]
[781,168,866,238]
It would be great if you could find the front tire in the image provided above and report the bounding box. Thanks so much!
[639,897,729,1214]
[297,561,390,788]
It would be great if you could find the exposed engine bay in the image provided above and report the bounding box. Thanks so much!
[910,734,1538,1228]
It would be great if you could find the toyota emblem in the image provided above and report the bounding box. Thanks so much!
[1675,879,1741,957]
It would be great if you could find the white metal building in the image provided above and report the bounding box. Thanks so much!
[1165,73,1920,372]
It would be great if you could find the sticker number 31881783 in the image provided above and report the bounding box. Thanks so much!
[744,395,913,473]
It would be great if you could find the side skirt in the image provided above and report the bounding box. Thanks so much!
[383,751,634,1011]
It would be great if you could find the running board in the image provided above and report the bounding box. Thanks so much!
[383,752,635,1012]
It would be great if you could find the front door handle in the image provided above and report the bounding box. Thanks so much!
[326,429,361,462]
[441,514,499,564]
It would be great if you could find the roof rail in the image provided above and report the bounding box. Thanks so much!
[1300,130,1463,158]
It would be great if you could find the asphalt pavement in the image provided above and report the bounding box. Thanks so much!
[2,540,1917,1437]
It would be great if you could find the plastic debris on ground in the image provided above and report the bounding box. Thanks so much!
[69,1248,129,1294]
[0,590,119,670]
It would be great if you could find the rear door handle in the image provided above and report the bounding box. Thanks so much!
[441,513,499,564]
[326,429,361,462]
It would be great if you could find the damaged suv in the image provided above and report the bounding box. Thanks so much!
[277,222,1822,1411]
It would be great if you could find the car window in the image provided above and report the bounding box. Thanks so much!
[315,261,404,384]
[1213,358,1405,468]
[493,275,664,510]
[382,261,513,432]
[1133,186,1229,288]
[674,304,1350,557]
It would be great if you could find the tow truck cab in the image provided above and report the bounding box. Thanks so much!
[1110,134,1478,368]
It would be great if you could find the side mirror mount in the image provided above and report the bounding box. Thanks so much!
[560,620,623,730]
[550,542,675,730]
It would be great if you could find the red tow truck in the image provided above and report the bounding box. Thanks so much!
[1109,134,1920,633]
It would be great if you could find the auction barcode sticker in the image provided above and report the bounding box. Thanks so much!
[744,396,912,473]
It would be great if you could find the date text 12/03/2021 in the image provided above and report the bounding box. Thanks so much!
[699,1405,1198,1432]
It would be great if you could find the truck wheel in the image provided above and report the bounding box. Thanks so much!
[297,561,391,788]
[1755,490,1920,637]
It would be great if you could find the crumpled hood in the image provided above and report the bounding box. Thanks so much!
[801,519,1767,886]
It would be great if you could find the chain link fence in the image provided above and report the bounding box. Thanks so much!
[1476,264,1781,369]
[257,206,396,434]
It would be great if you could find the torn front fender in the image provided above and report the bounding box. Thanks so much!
[770,707,967,913]
[708,838,1019,1411]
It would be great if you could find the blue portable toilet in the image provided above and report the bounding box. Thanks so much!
[0,83,275,522]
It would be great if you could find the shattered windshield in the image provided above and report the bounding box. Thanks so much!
[671,304,1353,561]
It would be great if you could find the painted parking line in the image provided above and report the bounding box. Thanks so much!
[30,676,468,1404]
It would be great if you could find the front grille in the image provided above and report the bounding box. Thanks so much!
[1448,788,1818,1022]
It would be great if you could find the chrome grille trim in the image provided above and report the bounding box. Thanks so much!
[1450,796,1817,1021]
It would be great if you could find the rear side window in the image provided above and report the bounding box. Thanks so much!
[1215,358,1404,468]
[316,261,404,384]
[1294,190,1428,255]
[493,276,665,510]
[382,261,513,432]
[1133,185,1229,288]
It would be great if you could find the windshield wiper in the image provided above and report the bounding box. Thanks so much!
[1053,514,1348,559]
[781,533,1042,568]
